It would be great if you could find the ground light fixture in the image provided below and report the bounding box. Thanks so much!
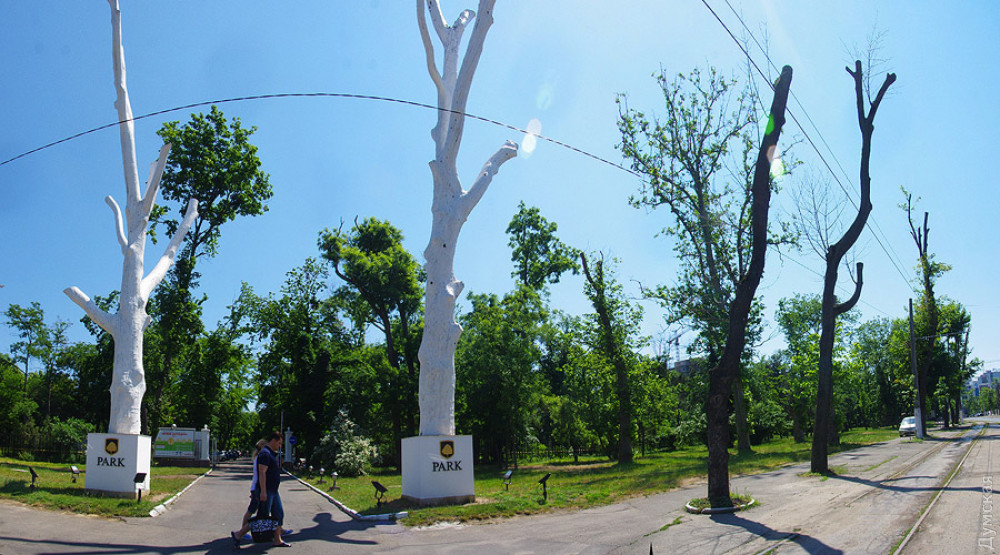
[502,470,513,491]
[28,466,38,489]
[70,465,80,483]
[538,472,551,502]
[134,472,147,502]
[328,472,340,492]
[372,480,387,510]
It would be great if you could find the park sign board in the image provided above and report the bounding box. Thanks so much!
[154,427,196,458]
[85,433,150,497]
[401,435,474,506]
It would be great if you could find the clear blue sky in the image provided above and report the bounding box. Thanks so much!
[2,1,998,378]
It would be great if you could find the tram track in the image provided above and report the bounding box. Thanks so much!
[893,423,993,554]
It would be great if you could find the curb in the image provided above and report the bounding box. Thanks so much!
[149,467,213,517]
[286,471,407,522]
[684,498,755,514]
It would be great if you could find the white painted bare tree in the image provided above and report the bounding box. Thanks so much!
[416,0,517,436]
[64,0,198,435]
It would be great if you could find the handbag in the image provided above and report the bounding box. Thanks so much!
[248,515,278,542]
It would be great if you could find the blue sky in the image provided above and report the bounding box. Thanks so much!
[2,1,998,378]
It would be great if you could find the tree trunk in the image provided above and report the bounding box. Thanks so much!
[706,66,792,507]
[416,0,516,436]
[63,0,197,435]
[811,61,895,473]
[580,253,633,464]
[733,371,751,453]
[791,411,805,443]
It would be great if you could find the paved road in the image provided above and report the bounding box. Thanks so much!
[0,426,985,554]
[900,421,998,554]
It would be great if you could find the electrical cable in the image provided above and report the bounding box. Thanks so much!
[0,92,641,180]
[701,0,914,288]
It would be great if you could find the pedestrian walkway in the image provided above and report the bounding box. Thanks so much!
[0,425,982,554]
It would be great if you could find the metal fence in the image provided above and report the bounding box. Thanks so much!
[0,435,85,463]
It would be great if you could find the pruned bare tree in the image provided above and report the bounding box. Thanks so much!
[63,0,198,435]
[704,66,793,507]
[416,0,517,436]
[810,61,895,474]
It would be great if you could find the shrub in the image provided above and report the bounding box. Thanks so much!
[314,409,380,477]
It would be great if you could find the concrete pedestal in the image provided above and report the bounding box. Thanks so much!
[85,433,151,498]
[401,435,474,506]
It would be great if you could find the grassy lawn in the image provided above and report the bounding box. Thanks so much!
[0,457,206,517]
[300,426,899,527]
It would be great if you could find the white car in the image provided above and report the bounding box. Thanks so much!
[899,416,917,437]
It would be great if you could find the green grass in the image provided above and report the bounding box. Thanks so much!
[0,457,206,517]
[300,426,899,526]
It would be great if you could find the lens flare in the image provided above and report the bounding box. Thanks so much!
[770,156,785,179]
[522,118,542,156]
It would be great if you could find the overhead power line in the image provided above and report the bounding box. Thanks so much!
[700,0,914,288]
[0,92,640,179]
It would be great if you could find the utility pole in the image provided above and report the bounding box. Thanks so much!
[909,299,925,438]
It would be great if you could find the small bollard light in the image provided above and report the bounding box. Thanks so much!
[134,472,147,502]
[538,472,551,502]
[318,468,325,484]
[502,470,513,491]
[28,466,39,490]
[328,472,340,491]
[372,480,388,510]
[70,465,80,483]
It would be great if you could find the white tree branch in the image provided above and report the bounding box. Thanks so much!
[459,140,517,218]
[63,286,116,335]
[140,198,198,299]
[442,0,494,166]
[139,142,171,221]
[105,195,127,254]
[108,0,140,205]
[417,0,445,96]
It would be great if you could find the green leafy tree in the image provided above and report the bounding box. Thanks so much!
[618,65,793,505]
[236,260,346,461]
[318,217,423,464]
[456,288,545,466]
[0,353,37,429]
[4,302,47,391]
[617,66,795,461]
[850,318,909,427]
[144,105,272,434]
[506,202,579,290]
[901,191,950,433]
[580,252,646,463]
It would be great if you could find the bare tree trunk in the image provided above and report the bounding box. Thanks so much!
[416,0,516,436]
[63,0,197,435]
[706,66,792,507]
[811,62,895,474]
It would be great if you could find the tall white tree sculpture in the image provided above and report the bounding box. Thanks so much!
[416,0,517,436]
[64,0,198,435]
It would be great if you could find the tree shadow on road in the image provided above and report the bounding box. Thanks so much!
[0,511,383,554]
[709,512,844,554]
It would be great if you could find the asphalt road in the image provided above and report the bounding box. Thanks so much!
[899,418,999,554]
[0,424,987,554]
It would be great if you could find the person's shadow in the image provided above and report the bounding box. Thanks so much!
[0,511,382,554]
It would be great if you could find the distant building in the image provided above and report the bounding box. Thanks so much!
[671,358,701,376]
[973,369,1000,396]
